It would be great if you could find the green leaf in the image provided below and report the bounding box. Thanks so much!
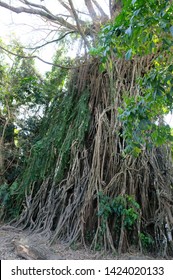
[125,49,132,60]
[170,26,173,36]
[125,26,132,36]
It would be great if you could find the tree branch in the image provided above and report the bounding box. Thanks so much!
[68,0,90,49]
[58,0,74,17]
[0,44,82,70]
[25,31,77,50]
[19,0,53,15]
[92,0,108,19]
[0,0,77,31]
[58,0,86,25]
[84,0,97,20]
[109,0,112,17]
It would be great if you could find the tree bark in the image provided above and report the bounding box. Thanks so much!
[0,138,4,184]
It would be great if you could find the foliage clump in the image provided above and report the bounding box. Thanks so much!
[91,0,173,156]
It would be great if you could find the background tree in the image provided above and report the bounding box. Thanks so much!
[0,40,46,218]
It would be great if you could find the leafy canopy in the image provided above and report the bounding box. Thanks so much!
[91,0,173,155]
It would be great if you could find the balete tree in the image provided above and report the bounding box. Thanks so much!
[0,0,173,257]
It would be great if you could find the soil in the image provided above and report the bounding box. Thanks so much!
[0,225,167,260]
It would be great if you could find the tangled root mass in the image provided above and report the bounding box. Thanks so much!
[15,56,173,257]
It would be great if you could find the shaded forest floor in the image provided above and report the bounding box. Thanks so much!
[0,225,169,260]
